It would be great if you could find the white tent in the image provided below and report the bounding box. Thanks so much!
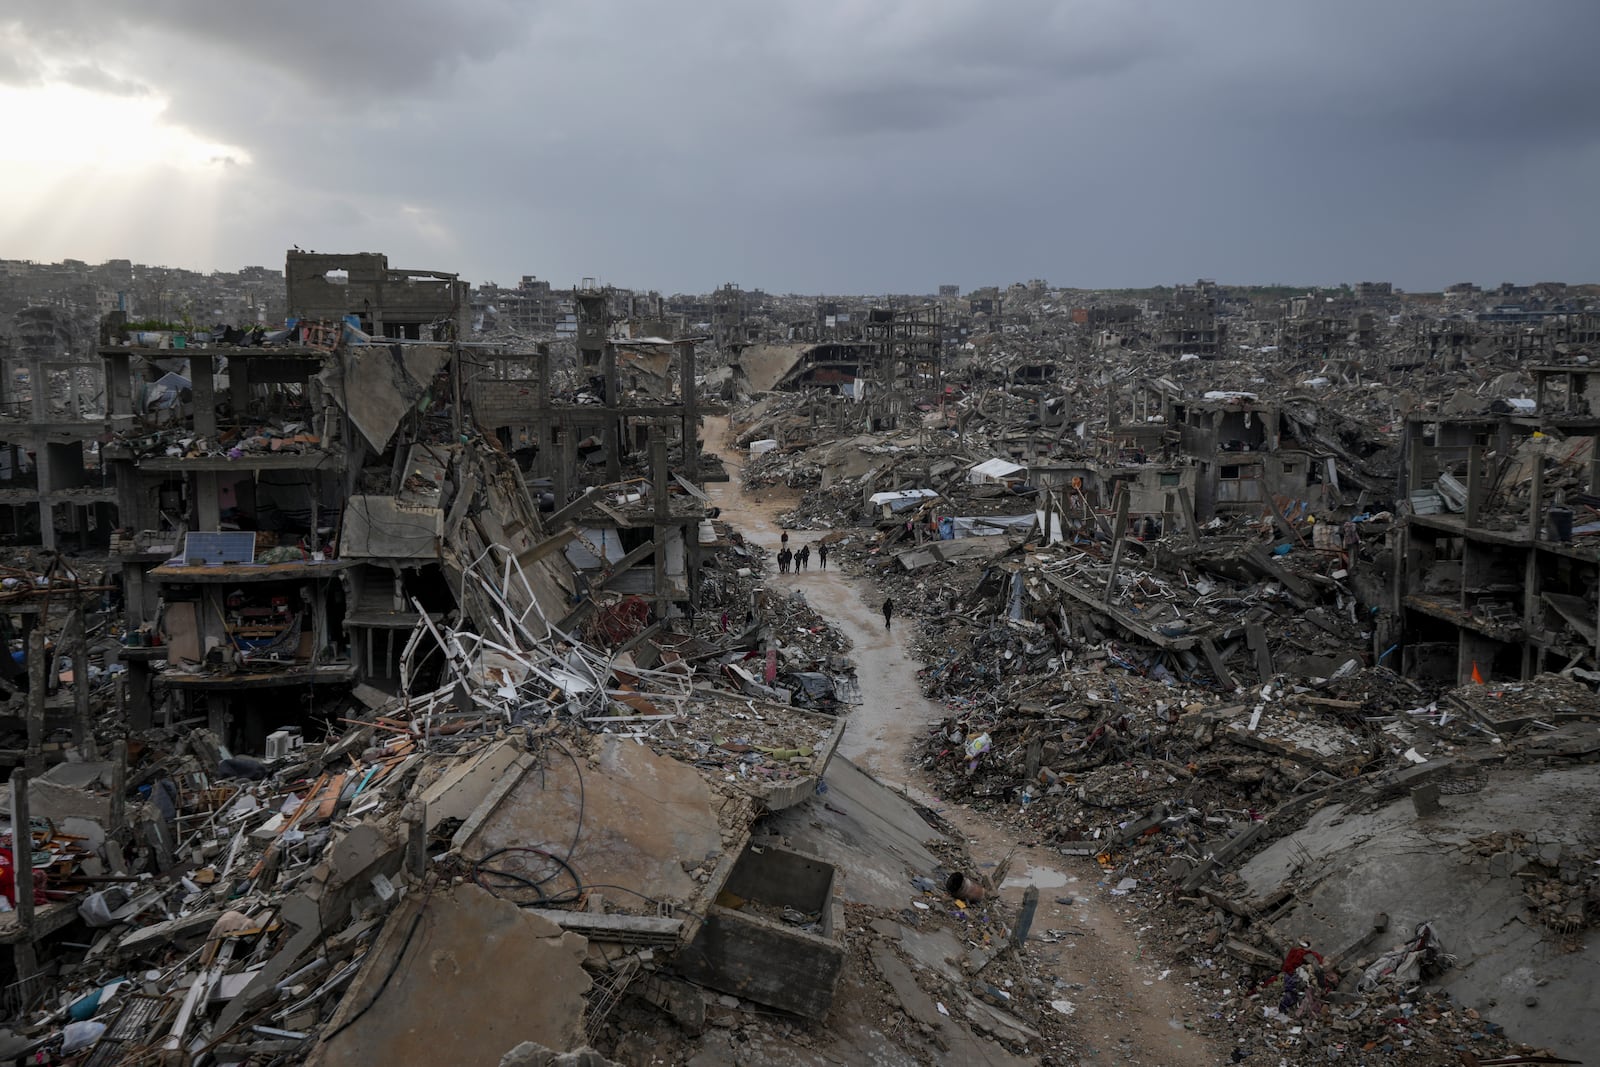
[967,458,1026,484]
[868,488,939,513]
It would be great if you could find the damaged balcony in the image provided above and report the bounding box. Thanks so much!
[100,346,343,474]
[150,547,356,702]
[0,319,116,548]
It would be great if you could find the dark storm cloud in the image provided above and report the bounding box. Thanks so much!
[2,0,1598,292]
[1,0,533,97]
[794,1,1166,137]
[1192,3,1600,147]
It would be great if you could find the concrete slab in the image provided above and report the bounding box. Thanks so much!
[331,343,451,453]
[461,737,724,908]
[312,884,591,1067]
[896,924,964,982]
[0,761,115,825]
[870,945,1034,1066]
[39,761,114,789]
[341,495,445,558]
[1238,763,1600,1058]
[762,757,943,911]
[418,739,524,833]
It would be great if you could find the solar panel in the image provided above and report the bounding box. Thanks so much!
[175,531,257,565]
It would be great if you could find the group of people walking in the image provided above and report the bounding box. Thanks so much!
[776,529,827,575]
[774,529,893,631]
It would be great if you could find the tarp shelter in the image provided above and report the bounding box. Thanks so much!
[967,458,1026,485]
[948,514,1035,539]
[869,489,939,516]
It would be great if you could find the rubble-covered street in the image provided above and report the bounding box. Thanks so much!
[7,1,1600,1062]
[0,252,1597,1067]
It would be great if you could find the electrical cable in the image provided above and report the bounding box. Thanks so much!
[470,845,584,905]
[466,744,698,915]
[319,900,426,1043]
[550,737,586,864]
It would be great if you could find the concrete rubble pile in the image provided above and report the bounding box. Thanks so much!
[0,532,1024,1063]
[2,261,1597,1062]
[0,605,1085,1064]
[0,254,1091,1066]
[714,280,1600,1063]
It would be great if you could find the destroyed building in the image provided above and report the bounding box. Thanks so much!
[284,251,470,341]
[725,275,1598,1061]
[1396,362,1600,684]
[0,307,114,549]
[3,261,1599,1065]
[0,252,935,1065]
[1156,281,1227,356]
[1282,293,1377,355]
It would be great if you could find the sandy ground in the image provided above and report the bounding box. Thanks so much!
[701,417,1226,1066]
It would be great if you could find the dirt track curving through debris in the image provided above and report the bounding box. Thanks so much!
[702,417,1226,1066]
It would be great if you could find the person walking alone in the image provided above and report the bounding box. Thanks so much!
[817,542,828,570]
[882,597,894,631]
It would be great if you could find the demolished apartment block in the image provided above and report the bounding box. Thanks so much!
[0,307,115,549]
[6,253,1008,1066]
[1396,362,1600,684]
[468,294,715,619]
[284,251,469,341]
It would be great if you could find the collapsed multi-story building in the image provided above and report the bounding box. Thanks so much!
[1101,377,1389,529]
[1156,282,1226,357]
[94,252,706,752]
[0,306,114,550]
[1395,363,1600,685]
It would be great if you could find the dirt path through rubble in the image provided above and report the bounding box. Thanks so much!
[702,418,1226,1066]
[700,418,941,778]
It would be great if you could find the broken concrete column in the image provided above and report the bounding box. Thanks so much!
[26,628,45,776]
[1012,885,1040,947]
[1410,782,1442,818]
[68,608,96,759]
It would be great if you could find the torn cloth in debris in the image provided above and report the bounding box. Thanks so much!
[1358,921,1455,991]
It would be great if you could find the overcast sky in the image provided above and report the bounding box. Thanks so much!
[1,1,1597,294]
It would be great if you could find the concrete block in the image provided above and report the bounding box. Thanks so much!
[675,846,844,1020]
[1487,851,1529,878]
[1410,782,1442,817]
[418,738,522,832]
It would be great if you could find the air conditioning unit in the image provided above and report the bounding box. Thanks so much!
[264,729,305,761]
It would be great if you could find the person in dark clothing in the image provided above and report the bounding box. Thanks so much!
[780,529,789,549]
[778,547,792,573]
[796,544,810,571]
[818,542,828,570]
[882,598,894,630]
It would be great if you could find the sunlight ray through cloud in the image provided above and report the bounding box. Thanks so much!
[0,83,250,170]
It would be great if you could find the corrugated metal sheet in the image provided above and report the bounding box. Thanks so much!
[1409,489,1444,515]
